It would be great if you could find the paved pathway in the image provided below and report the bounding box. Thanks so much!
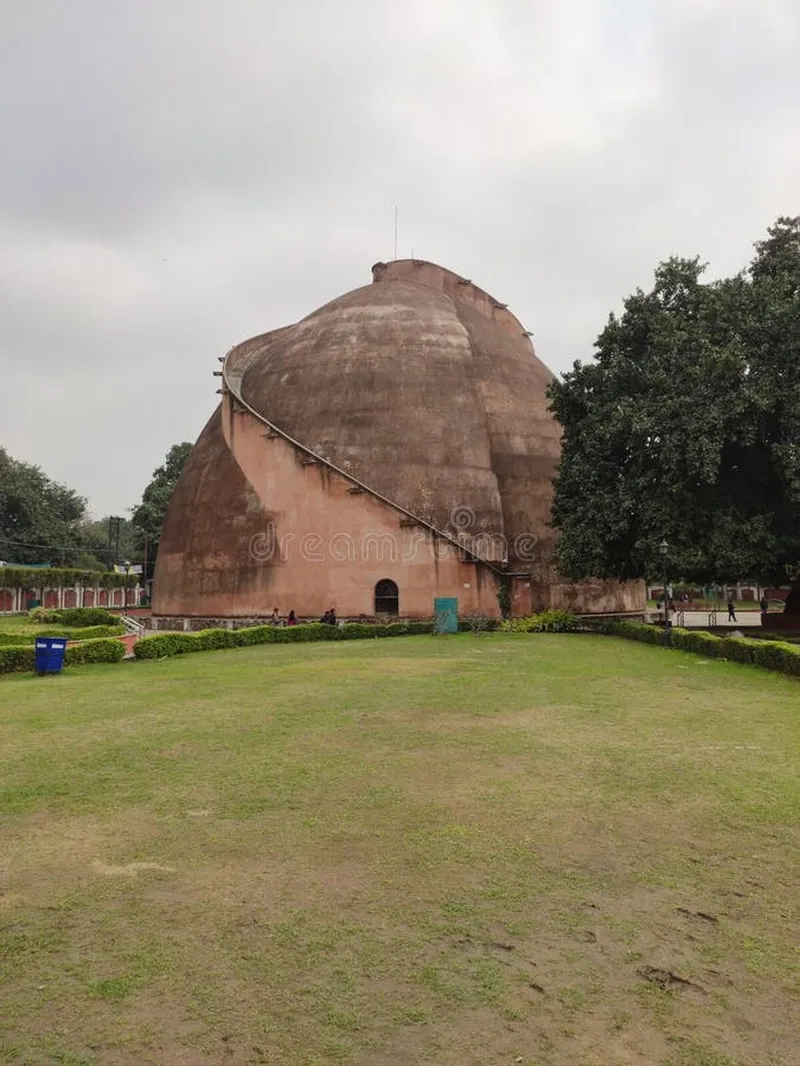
[652,610,765,629]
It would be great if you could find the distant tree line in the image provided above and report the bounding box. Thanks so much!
[0,442,191,579]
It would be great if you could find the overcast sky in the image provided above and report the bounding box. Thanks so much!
[1,0,798,518]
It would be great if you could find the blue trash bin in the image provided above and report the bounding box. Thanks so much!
[34,637,67,675]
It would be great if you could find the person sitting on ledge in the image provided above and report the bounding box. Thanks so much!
[287,610,298,627]
[269,607,281,626]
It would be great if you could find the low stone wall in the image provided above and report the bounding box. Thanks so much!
[149,616,276,632]
[762,613,800,633]
[147,615,430,632]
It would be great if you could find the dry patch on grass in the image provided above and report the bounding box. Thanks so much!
[1,635,798,1065]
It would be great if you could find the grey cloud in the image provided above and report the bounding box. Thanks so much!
[0,0,798,516]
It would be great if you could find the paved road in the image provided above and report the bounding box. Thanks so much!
[652,610,766,629]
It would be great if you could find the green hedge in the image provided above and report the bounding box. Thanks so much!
[586,619,662,644]
[0,624,125,646]
[29,607,119,626]
[134,620,435,660]
[0,646,34,673]
[0,567,137,591]
[500,610,579,633]
[584,618,800,677]
[0,637,125,674]
[671,628,724,657]
[65,637,126,665]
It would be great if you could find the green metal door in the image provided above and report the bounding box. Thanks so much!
[433,597,458,634]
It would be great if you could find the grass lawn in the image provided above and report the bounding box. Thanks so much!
[1,634,798,1066]
[0,616,41,635]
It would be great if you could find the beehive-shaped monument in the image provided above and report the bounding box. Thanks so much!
[153,260,644,620]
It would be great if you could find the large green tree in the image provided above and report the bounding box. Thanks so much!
[77,516,138,569]
[0,448,88,565]
[548,217,800,612]
[131,442,191,573]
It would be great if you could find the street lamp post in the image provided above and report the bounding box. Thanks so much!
[659,539,671,637]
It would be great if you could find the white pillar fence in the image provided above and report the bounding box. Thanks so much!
[0,582,144,614]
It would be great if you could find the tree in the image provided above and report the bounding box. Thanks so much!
[76,516,137,570]
[548,217,800,613]
[131,442,192,573]
[0,448,88,564]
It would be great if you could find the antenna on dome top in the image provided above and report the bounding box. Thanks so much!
[393,206,398,261]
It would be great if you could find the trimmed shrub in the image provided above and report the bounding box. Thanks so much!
[587,617,800,678]
[134,620,436,660]
[1,566,136,592]
[750,640,800,675]
[65,638,126,665]
[457,617,500,633]
[0,636,125,673]
[29,607,119,627]
[584,618,662,644]
[0,624,125,646]
[133,632,199,659]
[719,636,761,665]
[193,628,238,651]
[231,625,278,647]
[500,615,540,633]
[671,628,724,658]
[0,646,36,673]
[528,610,579,633]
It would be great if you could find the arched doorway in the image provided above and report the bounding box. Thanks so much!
[374,579,399,616]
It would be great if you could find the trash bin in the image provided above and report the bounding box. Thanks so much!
[27,598,41,611]
[34,637,67,676]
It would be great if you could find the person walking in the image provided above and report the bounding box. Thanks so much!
[759,595,769,626]
[727,595,737,623]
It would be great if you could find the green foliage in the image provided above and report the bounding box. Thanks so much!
[134,621,435,660]
[0,625,124,646]
[587,618,800,677]
[64,638,126,665]
[717,635,760,665]
[528,609,578,632]
[0,448,87,565]
[0,636,125,673]
[0,645,35,673]
[501,611,578,633]
[456,617,501,633]
[131,442,192,571]
[670,628,724,657]
[0,567,136,591]
[76,516,138,570]
[29,607,119,626]
[746,639,800,675]
[585,618,665,644]
[549,217,800,600]
[461,611,494,635]
[500,615,537,633]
